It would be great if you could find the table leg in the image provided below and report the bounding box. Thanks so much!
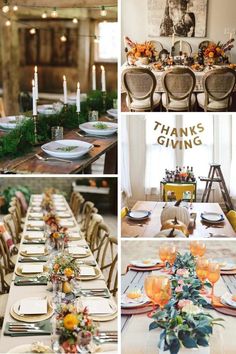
[104,145,117,174]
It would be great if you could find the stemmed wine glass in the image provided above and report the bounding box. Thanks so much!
[144,275,172,316]
[207,261,220,303]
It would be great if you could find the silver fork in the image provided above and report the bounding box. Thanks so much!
[35,154,72,164]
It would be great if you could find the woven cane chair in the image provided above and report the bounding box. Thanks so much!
[122,68,161,112]
[162,67,196,111]
[96,234,118,297]
[197,68,236,111]
[173,40,192,56]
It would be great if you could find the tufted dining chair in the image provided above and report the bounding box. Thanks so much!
[173,40,192,56]
[122,68,161,112]
[162,67,196,111]
[197,68,236,111]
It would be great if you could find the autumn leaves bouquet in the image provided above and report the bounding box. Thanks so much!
[56,303,97,354]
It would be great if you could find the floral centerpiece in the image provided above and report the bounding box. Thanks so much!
[149,252,224,354]
[125,36,158,65]
[56,303,97,354]
[204,39,234,64]
[49,254,80,294]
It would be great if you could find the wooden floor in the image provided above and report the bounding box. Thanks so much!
[121,92,236,112]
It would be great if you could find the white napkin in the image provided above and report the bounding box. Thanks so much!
[80,267,95,276]
[19,298,47,315]
[21,264,44,273]
[82,298,114,315]
[24,246,45,254]
[68,247,87,255]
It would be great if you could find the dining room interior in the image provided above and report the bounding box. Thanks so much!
[121,239,236,354]
[0,176,118,353]
[121,113,236,238]
[0,0,118,175]
[121,0,236,112]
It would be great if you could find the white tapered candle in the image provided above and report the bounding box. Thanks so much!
[76,82,80,113]
[63,75,68,104]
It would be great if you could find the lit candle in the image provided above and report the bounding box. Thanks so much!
[92,65,96,91]
[101,65,106,92]
[63,75,68,104]
[32,80,37,116]
[180,40,182,52]
[76,82,80,113]
[34,66,38,100]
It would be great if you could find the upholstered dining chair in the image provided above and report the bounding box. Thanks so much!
[162,67,196,111]
[197,68,236,111]
[122,68,161,112]
[173,40,192,56]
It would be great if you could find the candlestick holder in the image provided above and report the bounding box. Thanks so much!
[32,114,38,145]
[102,91,107,114]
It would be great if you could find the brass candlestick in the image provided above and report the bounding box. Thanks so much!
[102,91,107,113]
[32,114,38,145]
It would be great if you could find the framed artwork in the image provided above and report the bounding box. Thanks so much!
[148,0,208,38]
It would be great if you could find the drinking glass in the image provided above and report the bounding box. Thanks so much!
[207,262,220,302]
[196,257,209,294]
[144,275,171,311]
[190,241,206,257]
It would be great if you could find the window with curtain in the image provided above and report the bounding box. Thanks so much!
[145,114,214,196]
[95,21,118,61]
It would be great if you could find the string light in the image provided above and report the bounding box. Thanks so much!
[60,35,67,42]
[42,11,47,19]
[13,5,18,11]
[51,7,58,18]
[100,6,107,17]
[5,19,11,26]
[29,28,36,35]
[72,18,78,24]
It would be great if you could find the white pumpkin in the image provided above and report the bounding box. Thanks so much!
[155,228,187,238]
[161,200,190,226]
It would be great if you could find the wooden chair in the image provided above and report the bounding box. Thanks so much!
[150,40,163,53]
[163,184,195,202]
[96,234,118,297]
[162,67,196,111]
[122,68,161,112]
[197,68,236,112]
[173,40,192,56]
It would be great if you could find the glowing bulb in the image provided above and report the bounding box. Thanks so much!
[5,19,11,26]
[13,5,18,11]
[2,5,9,13]
[51,8,58,18]
[72,18,78,24]
[42,11,47,19]
[60,35,67,42]
[100,6,107,17]
[29,28,36,35]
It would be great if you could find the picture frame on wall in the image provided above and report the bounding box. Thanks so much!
[148,0,208,38]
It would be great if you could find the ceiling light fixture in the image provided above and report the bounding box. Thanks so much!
[100,6,107,17]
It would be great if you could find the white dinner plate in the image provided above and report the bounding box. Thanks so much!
[121,294,150,308]
[130,259,159,268]
[41,140,93,159]
[201,212,224,223]
[0,115,27,130]
[79,122,118,136]
[127,210,151,220]
[107,108,118,118]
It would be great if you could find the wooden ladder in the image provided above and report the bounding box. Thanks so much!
[199,164,234,212]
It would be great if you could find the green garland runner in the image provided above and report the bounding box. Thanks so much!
[0,90,117,158]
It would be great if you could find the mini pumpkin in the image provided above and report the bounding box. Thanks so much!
[161,200,190,226]
[155,228,187,238]
[161,217,189,236]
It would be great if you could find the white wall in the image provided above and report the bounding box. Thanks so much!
[121,0,236,62]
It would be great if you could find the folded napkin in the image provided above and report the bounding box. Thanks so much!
[4,319,51,337]
[19,298,47,315]
[69,246,87,255]
[82,298,114,315]
[20,264,44,274]
[80,267,96,276]
[14,275,48,286]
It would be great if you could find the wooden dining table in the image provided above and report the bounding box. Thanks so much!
[0,194,117,353]
[121,201,236,238]
[121,266,236,354]
[0,130,117,175]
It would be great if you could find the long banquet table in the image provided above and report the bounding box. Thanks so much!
[121,267,236,354]
[0,194,117,353]
[121,201,236,238]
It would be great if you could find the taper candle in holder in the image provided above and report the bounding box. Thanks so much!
[101,66,106,113]
[32,80,38,144]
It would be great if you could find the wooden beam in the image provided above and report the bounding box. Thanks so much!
[0,19,20,115]
[7,0,117,8]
